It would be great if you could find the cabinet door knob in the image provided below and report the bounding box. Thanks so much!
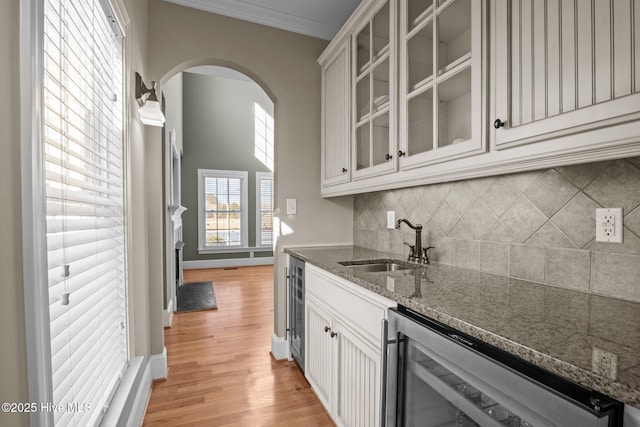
[330,331,337,338]
[398,150,405,157]
[494,118,506,129]
[385,153,393,161]
[324,326,330,333]
[342,167,348,173]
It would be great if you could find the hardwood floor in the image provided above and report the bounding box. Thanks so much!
[143,265,334,426]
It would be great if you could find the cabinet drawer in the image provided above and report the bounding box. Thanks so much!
[306,264,394,343]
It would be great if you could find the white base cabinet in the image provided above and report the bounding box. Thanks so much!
[305,264,394,427]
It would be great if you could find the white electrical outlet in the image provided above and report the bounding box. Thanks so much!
[592,347,618,380]
[595,208,623,243]
[387,211,395,229]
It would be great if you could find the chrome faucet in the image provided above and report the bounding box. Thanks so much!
[396,218,434,264]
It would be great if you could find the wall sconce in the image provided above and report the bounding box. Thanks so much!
[135,72,166,127]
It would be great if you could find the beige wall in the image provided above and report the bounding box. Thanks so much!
[125,0,156,358]
[147,0,354,337]
[0,1,155,425]
[0,0,28,425]
[355,158,640,302]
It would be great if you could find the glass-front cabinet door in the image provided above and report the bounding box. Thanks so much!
[398,0,486,170]
[352,0,397,179]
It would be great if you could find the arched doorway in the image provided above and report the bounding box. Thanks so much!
[161,63,275,326]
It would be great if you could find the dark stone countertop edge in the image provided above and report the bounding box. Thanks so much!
[284,246,640,408]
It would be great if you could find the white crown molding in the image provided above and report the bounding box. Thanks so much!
[162,0,341,40]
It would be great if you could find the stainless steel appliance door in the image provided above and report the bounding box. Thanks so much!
[384,308,620,427]
[288,256,305,369]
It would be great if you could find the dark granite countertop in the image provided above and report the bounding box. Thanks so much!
[285,245,640,407]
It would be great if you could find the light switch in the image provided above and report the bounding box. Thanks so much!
[286,198,297,215]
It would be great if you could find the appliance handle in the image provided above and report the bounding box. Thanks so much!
[285,266,290,340]
[380,318,396,427]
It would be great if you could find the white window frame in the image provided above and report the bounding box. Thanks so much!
[255,171,274,248]
[198,169,249,253]
[254,102,274,171]
[20,1,137,426]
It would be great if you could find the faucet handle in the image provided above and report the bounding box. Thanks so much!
[404,242,415,259]
[422,246,435,264]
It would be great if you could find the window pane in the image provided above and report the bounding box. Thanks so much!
[202,172,246,248]
[257,175,274,246]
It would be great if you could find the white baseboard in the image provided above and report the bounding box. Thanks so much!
[270,333,290,361]
[183,257,274,270]
[163,299,174,328]
[149,347,167,380]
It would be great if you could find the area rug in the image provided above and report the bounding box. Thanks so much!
[176,281,218,313]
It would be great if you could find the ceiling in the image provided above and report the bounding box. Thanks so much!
[161,0,362,40]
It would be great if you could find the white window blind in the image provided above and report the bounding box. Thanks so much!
[43,0,128,426]
[256,172,274,247]
[198,169,248,250]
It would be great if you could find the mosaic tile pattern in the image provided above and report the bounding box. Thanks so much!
[354,158,640,303]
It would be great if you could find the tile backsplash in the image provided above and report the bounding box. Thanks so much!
[354,157,640,303]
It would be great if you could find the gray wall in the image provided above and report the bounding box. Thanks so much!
[148,0,354,338]
[181,71,274,261]
[163,72,183,156]
[354,157,640,303]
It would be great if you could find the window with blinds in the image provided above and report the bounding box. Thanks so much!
[254,103,274,171]
[256,172,274,247]
[43,0,128,425]
[198,169,248,250]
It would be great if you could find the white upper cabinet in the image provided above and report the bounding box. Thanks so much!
[318,0,640,197]
[398,0,487,170]
[352,0,398,179]
[494,0,640,148]
[321,36,351,187]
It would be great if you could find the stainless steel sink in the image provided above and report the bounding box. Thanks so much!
[339,260,413,272]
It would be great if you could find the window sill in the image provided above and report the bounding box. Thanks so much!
[198,246,273,255]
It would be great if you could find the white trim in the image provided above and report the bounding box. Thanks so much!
[278,243,355,252]
[21,0,54,425]
[270,333,291,361]
[198,245,272,254]
[149,347,168,380]
[197,168,249,251]
[105,0,130,34]
[255,171,274,248]
[163,298,174,328]
[321,121,640,197]
[100,356,150,427]
[123,361,152,427]
[184,257,274,270]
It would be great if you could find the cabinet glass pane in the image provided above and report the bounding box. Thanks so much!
[408,87,434,156]
[438,67,471,148]
[357,23,371,75]
[356,75,371,122]
[373,58,390,113]
[356,123,371,170]
[372,113,390,166]
[408,0,434,31]
[373,2,390,59]
[408,20,434,91]
[437,0,471,75]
